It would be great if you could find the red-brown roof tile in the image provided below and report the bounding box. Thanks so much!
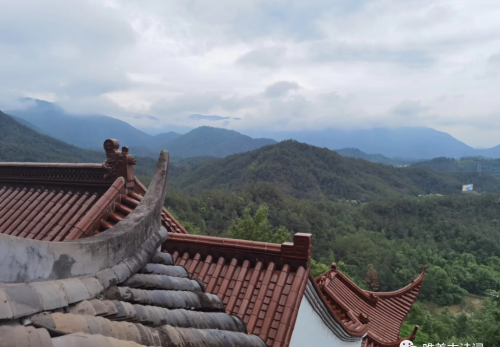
[316,263,425,347]
[0,161,187,242]
[163,232,312,347]
[0,184,106,241]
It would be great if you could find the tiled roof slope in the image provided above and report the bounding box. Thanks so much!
[0,249,267,346]
[0,182,105,240]
[0,139,187,242]
[316,263,425,347]
[163,232,313,347]
[0,149,266,347]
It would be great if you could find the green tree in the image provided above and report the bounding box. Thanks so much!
[228,205,291,243]
[310,259,330,278]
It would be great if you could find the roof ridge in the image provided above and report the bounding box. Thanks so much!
[370,267,426,299]
[133,176,189,234]
[167,232,312,264]
[325,264,426,302]
[324,264,378,304]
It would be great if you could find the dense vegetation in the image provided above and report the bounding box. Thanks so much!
[165,185,500,344]
[166,186,500,293]
[413,156,500,177]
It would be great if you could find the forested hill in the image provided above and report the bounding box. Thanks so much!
[412,157,500,177]
[0,110,105,162]
[169,140,500,200]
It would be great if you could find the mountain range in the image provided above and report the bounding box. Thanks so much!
[6,99,276,158]
[7,98,500,160]
[8,99,178,150]
[2,109,498,200]
[243,127,488,159]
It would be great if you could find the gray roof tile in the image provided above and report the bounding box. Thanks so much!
[29,282,68,312]
[2,284,43,318]
[0,288,14,320]
[59,279,91,304]
[150,252,173,266]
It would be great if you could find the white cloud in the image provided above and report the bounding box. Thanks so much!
[237,46,287,68]
[264,81,301,98]
[1,0,500,146]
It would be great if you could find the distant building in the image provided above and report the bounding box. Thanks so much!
[0,140,423,347]
[462,184,474,192]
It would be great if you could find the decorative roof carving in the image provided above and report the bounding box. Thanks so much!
[103,139,136,188]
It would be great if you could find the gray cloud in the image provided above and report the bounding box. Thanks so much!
[236,46,287,68]
[133,114,159,121]
[150,93,257,116]
[0,1,134,101]
[264,81,301,98]
[388,100,429,118]
[488,53,500,65]
[307,40,434,68]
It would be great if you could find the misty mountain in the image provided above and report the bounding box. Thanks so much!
[476,145,500,158]
[163,126,277,158]
[7,99,181,150]
[0,110,104,162]
[11,99,500,160]
[243,127,479,159]
[6,99,276,159]
[8,114,47,135]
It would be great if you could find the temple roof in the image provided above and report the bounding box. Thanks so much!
[0,144,265,347]
[316,263,425,347]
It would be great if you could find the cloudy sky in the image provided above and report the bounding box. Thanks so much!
[1,0,499,146]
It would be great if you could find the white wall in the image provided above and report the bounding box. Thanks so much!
[289,294,363,347]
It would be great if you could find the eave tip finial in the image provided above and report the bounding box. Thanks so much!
[104,139,120,154]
